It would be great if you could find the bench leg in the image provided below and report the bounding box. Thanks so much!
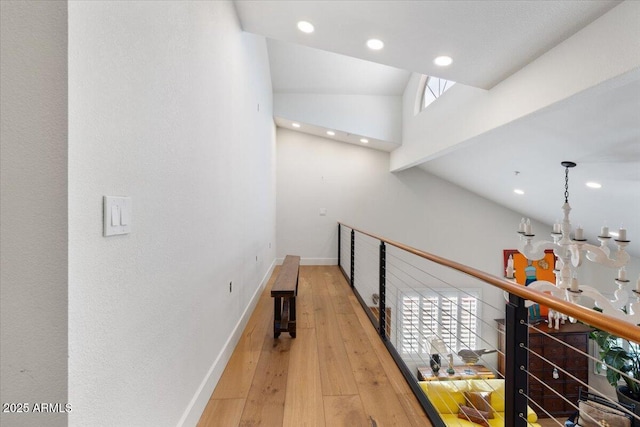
[273,296,281,338]
[289,296,296,338]
[273,295,297,339]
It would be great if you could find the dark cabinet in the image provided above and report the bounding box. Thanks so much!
[496,319,591,417]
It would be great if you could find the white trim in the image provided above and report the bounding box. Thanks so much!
[176,258,276,427]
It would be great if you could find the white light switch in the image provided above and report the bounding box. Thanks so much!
[104,196,132,236]
[320,208,327,216]
[120,204,130,225]
[111,205,120,226]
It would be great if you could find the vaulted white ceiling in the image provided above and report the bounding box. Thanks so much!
[236,0,619,89]
[235,0,640,257]
[267,39,411,96]
[419,70,640,254]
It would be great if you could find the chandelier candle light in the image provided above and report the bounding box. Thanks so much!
[512,161,640,325]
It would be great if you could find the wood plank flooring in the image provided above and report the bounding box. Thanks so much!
[198,265,432,427]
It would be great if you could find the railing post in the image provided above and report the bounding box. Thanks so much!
[505,294,529,426]
[350,229,355,288]
[379,241,386,340]
[337,224,341,268]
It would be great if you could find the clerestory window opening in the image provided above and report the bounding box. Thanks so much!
[421,75,456,110]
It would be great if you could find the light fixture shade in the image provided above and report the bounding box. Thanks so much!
[297,21,314,33]
[434,56,453,66]
[366,39,384,50]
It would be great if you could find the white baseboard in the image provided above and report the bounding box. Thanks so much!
[275,257,338,266]
[176,259,276,427]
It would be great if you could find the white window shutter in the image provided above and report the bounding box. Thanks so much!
[421,296,439,353]
[401,296,419,354]
[400,291,479,355]
[459,296,478,350]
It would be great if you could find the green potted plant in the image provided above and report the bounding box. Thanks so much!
[590,329,640,414]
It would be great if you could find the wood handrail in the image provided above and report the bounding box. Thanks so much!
[339,222,640,343]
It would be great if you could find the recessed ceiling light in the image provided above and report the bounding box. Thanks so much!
[366,39,384,50]
[360,138,369,143]
[514,189,525,195]
[292,123,301,128]
[326,130,335,136]
[586,182,602,189]
[297,21,314,34]
[434,56,453,66]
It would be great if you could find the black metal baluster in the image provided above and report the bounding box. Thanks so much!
[350,229,355,288]
[337,224,341,268]
[505,294,529,426]
[379,241,386,340]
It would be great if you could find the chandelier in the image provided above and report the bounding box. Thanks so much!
[508,161,640,325]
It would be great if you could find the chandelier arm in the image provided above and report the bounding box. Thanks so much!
[583,243,630,268]
[526,280,565,296]
[518,239,557,261]
[580,285,629,311]
[582,290,640,325]
[631,300,640,317]
[503,291,536,307]
[502,280,565,307]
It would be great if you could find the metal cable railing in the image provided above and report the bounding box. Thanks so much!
[337,222,640,427]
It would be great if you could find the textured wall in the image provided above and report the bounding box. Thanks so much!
[0,2,69,426]
[68,1,275,426]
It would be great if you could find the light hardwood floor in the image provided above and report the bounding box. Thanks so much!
[198,265,432,427]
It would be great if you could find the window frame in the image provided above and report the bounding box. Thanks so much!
[419,75,456,111]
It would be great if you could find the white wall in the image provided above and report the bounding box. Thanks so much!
[276,128,555,364]
[277,127,549,270]
[274,93,403,144]
[68,2,275,426]
[0,2,69,427]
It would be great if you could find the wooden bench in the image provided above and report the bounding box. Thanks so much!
[271,255,300,338]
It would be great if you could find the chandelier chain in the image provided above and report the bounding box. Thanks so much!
[564,166,570,203]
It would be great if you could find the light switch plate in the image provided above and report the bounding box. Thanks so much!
[104,196,132,236]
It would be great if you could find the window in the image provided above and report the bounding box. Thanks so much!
[421,76,455,110]
[400,290,479,355]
